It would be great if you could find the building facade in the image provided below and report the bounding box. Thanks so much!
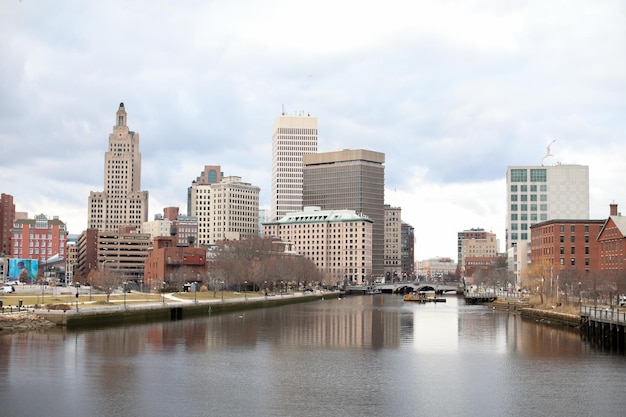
[597,203,626,272]
[262,206,373,286]
[400,222,415,278]
[457,228,498,274]
[88,103,149,233]
[530,218,604,284]
[0,193,15,256]
[506,164,589,251]
[97,226,151,281]
[9,214,68,282]
[302,149,385,278]
[270,113,318,221]
[384,205,402,281]
[143,236,207,292]
[76,228,98,284]
[189,175,260,245]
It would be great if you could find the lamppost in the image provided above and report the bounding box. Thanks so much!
[264,281,267,298]
[221,281,224,302]
[101,259,111,302]
[579,281,582,314]
[244,281,247,300]
[123,282,127,309]
[75,282,80,312]
[194,281,197,304]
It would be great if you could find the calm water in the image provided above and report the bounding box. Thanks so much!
[1,295,625,417]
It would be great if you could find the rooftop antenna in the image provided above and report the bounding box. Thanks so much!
[541,139,556,166]
[282,104,285,116]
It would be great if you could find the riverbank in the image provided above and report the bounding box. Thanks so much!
[0,291,341,333]
[0,313,57,333]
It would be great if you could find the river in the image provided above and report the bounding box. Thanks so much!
[1,294,625,417]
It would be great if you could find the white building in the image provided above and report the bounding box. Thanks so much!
[189,176,260,245]
[88,103,149,232]
[506,164,589,282]
[506,164,589,251]
[263,206,373,286]
[270,113,318,221]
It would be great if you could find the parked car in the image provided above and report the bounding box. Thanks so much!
[1,285,15,294]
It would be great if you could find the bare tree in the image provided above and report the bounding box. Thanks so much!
[92,267,125,303]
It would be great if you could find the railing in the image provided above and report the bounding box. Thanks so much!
[582,306,626,324]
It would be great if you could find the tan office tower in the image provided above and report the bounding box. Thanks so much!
[270,112,317,221]
[88,103,149,232]
[303,149,385,279]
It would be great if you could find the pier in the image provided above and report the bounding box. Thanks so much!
[580,306,626,351]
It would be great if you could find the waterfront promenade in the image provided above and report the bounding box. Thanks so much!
[0,286,338,330]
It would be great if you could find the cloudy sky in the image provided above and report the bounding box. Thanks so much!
[1,0,625,260]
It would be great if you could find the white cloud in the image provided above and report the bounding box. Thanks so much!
[1,0,625,259]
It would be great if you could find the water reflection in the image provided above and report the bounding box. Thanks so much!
[1,294,625,417]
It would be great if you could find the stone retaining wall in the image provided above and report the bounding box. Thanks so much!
[0,313,57,334]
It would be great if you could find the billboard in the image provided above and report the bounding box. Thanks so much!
[7,258,39,283]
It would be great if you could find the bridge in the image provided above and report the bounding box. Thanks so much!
[345,282,461,295]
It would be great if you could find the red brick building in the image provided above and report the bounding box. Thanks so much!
[597,203,626,272]
[530,219,604,275]
[143,236,207,292]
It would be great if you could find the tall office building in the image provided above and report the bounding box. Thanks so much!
[400,222,415,278]
[88,103,149,232]
[270,113,318,221]
[189,175,260,245]
[384,205,402,280]
[506,164,589,251]
[303,149,385,278]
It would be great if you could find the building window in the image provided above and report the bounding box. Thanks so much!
[511,214,518,221]
[570,236,575,243]
[511,204,518,211]
[585,236,589,243]
[560,236,564,243]
[560,258,564,265]
[511,169,527,182]
[571,247,575,254]
[571,258,575,266]
[511,195,518,202]
[511,185,518,192]
[571,225,575,233]
[521,195,528,202]
[585,225,589,232]
[530,169,547,182]
[560,225,564,232]
[560,247,564,254]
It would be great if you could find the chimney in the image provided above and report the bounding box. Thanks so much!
[610,203,618,216]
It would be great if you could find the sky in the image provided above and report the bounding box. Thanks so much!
[1,0,625,261]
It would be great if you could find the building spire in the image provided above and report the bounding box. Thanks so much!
[116,102,127,127]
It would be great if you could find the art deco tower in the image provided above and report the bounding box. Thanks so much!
[271,112,318,221]
[88,103,149,232]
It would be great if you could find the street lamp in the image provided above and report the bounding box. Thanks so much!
[244,281,247,300]
[221,281,224,302]
[75,282,80,312]
[579,281,582,314]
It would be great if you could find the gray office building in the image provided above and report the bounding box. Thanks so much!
[302,149,385,279]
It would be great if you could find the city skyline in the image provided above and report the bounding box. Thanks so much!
[1,1,625,260]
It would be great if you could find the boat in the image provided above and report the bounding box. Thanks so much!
[366,288,382,295]
[403,291,446,303]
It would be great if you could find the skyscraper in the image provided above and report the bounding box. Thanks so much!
[271,113,317,221]
[303,149,385,278]
[88,103,148,232]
